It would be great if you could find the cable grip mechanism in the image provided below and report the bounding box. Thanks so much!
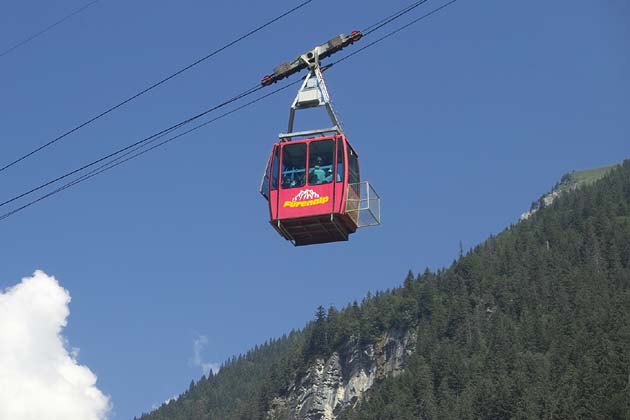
[261,31,362,86]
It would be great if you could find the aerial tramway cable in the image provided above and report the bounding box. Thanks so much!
[361,0,429,35]
[331,0,459,68]
[0,0,460,222]
[0,0,99,59]
[0,81,301,222]
[0,0,316,174]
[0,84,263,210]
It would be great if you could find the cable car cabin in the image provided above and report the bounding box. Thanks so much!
[259,32,379,245]
[260,133,362,246]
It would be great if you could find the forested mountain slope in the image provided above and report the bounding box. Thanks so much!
[341,160,630,420]
[138,160,630,420]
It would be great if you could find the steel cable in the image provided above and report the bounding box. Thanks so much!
[0,84,262,209]
[0,0,99,59]
[0,0,461,221]
[0,0,315,174]
[361,0,430,35]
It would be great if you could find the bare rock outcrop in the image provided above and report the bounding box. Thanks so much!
[266,329,416,420]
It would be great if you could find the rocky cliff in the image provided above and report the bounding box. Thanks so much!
[265,329,417,420]
[519,163,618,221]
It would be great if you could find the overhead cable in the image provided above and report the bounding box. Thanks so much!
[361,0,429,35]
[0,0,315,174]
[0,84,263,210]
[332,0,459,67]
[0,81,301,222]
[0,0,99,59]
[0,0,460,221]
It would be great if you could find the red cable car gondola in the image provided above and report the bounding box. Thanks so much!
[260,32,380,246]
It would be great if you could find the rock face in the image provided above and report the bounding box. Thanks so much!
[520,190,561,221]
[266,329,417,420]
[519,164,619,221]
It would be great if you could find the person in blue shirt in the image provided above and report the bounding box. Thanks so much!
[310,156,326,185]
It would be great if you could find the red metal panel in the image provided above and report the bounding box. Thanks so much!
[277,183,334,219]
[337,135,348,214]
[269,189,279,220]
[333,180,345,214]
[266,134,361,245]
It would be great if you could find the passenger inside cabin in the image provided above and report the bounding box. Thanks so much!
[309,156,326,185]
[326,168,334,183]
[283,172,304,188]
[308,139,334,185]
[281,142,307,188]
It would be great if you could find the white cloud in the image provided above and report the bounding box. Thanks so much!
[190,334,220,376]
[0,270,110,420]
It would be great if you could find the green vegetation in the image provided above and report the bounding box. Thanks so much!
[138,160,630,420]
[557,162,619,192]
[341,160,630,420]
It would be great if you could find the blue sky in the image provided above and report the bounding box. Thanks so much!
[0,0,627,418]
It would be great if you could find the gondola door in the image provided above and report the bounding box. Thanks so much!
[277,138,335,220]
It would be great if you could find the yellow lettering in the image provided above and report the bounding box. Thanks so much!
[283,196,330,208]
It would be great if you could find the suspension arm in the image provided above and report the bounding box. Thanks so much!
[261,31,362,86]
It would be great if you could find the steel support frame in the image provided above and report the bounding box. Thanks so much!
[281,60,342,142]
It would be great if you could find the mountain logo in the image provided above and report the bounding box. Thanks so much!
[293,189,320,201]
[283,189,330,208]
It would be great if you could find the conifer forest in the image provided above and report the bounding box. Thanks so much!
[139,161,630,419]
